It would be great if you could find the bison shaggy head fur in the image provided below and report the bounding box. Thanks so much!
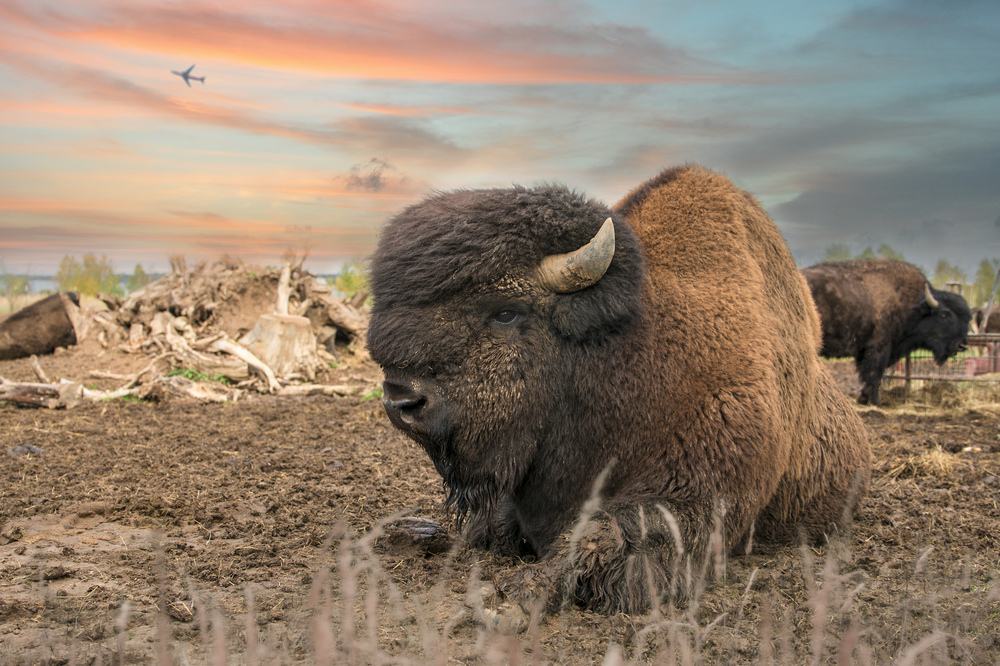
[367,165,871,615]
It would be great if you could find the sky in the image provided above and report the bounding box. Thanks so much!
[2,0,999,279]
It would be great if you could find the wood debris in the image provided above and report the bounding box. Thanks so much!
[0,255,374,407]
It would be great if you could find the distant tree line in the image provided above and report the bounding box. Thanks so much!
[42,253,151,298]
[0,270,30,313]
[821,244,1000,307]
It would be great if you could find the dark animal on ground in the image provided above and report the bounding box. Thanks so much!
[802,259,971,406]
[0,292,80,361]
[366,165,872,616]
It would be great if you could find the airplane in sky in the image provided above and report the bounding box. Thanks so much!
[171,64,205,87]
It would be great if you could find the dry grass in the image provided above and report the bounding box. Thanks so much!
[881,378,1000,411]
[884,445,966,481]
[22,505,998,665]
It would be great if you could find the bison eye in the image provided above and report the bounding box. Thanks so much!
[493,309,520,325]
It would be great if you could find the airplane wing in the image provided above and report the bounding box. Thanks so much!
[171,65,196,86]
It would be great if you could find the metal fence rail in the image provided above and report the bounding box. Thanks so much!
[884,333,1000,399]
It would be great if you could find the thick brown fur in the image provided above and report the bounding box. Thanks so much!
[802,259,971,406]
[367,165,871,615]
[973,306,1000,333]
[0,292,79,361]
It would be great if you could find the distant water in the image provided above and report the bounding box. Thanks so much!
[25,274,333,296]
[26,277,135,295]
[28,278,56,293]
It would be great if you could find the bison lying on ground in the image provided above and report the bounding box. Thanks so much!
[802,259,971,406]
[367,165,871,617]
[0,292,81,361]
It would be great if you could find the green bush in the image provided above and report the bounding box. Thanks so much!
[333,261,370,299]
[55,253,123,296]
[167,367,232,385]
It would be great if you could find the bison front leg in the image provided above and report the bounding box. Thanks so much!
[856,347,892,406]
[493,499,712,620]
[561,500,714,613]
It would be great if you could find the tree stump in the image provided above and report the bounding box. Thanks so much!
[239,313,322,381]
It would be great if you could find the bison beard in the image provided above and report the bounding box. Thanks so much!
[367,165,872,617]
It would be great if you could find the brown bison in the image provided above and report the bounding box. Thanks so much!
[366,165,871,617]
[972,306,1000,333]
[0,292,81,361]
[802,259,971,406]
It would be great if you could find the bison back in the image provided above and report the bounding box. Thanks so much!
[614,165,867,544]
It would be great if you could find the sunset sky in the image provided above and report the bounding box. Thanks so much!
[2,0,999,278]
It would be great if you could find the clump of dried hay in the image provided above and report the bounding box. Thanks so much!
[887,445,964,481]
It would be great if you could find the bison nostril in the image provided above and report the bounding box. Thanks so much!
[390,395,426,413]
[382,380,429,424]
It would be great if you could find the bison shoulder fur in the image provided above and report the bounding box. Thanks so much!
[367,164,872,615]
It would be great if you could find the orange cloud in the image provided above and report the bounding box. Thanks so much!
[6,2,734,85]
[341,102,480,118]
[1,207,382,269]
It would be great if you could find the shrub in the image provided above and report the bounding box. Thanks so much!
[0,272,30,313]
[333,261,370,300]
[55,253,123,296]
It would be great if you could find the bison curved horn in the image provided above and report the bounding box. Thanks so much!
[536,217,616,293]
[924,283,940,309]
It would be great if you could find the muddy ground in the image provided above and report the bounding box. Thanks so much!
[1,340,999,664]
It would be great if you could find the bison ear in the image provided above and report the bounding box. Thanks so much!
[549,218,645,342]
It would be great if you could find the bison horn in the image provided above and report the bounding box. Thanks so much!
[924,283,939,309]
[536,217,616,293]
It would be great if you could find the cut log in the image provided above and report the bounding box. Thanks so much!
[239,314,322,381]
[143,375,240,403]
[311,291,368,342]
[29,355,51,383]
[0,379,83,409]
[0,293,81,360]
[207,336,279,392]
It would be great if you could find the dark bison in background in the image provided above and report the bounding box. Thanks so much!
[0,292,81,360]
[972,306,1000,333]
[802,259,971,406]
[367,165,871,618]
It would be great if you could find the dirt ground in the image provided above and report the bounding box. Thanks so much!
[2,340,1000,664]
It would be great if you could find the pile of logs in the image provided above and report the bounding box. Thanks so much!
[0,255,371,408]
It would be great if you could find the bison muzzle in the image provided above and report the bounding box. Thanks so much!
[367,165,872,617]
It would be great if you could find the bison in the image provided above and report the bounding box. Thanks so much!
[366,165,871,617]
[802,259,971,407]
[972,306,1000,333]
[0,292,81,361]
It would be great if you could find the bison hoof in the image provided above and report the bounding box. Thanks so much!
[380,516,453,555]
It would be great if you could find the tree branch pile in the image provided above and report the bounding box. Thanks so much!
[0,256,370,408]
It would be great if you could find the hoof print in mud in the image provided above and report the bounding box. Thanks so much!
[379,516,453,555]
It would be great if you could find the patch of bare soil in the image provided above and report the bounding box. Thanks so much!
[2,346,999,664]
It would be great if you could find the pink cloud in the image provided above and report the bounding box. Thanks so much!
[341,102,481,118]
[4,1,733,85]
